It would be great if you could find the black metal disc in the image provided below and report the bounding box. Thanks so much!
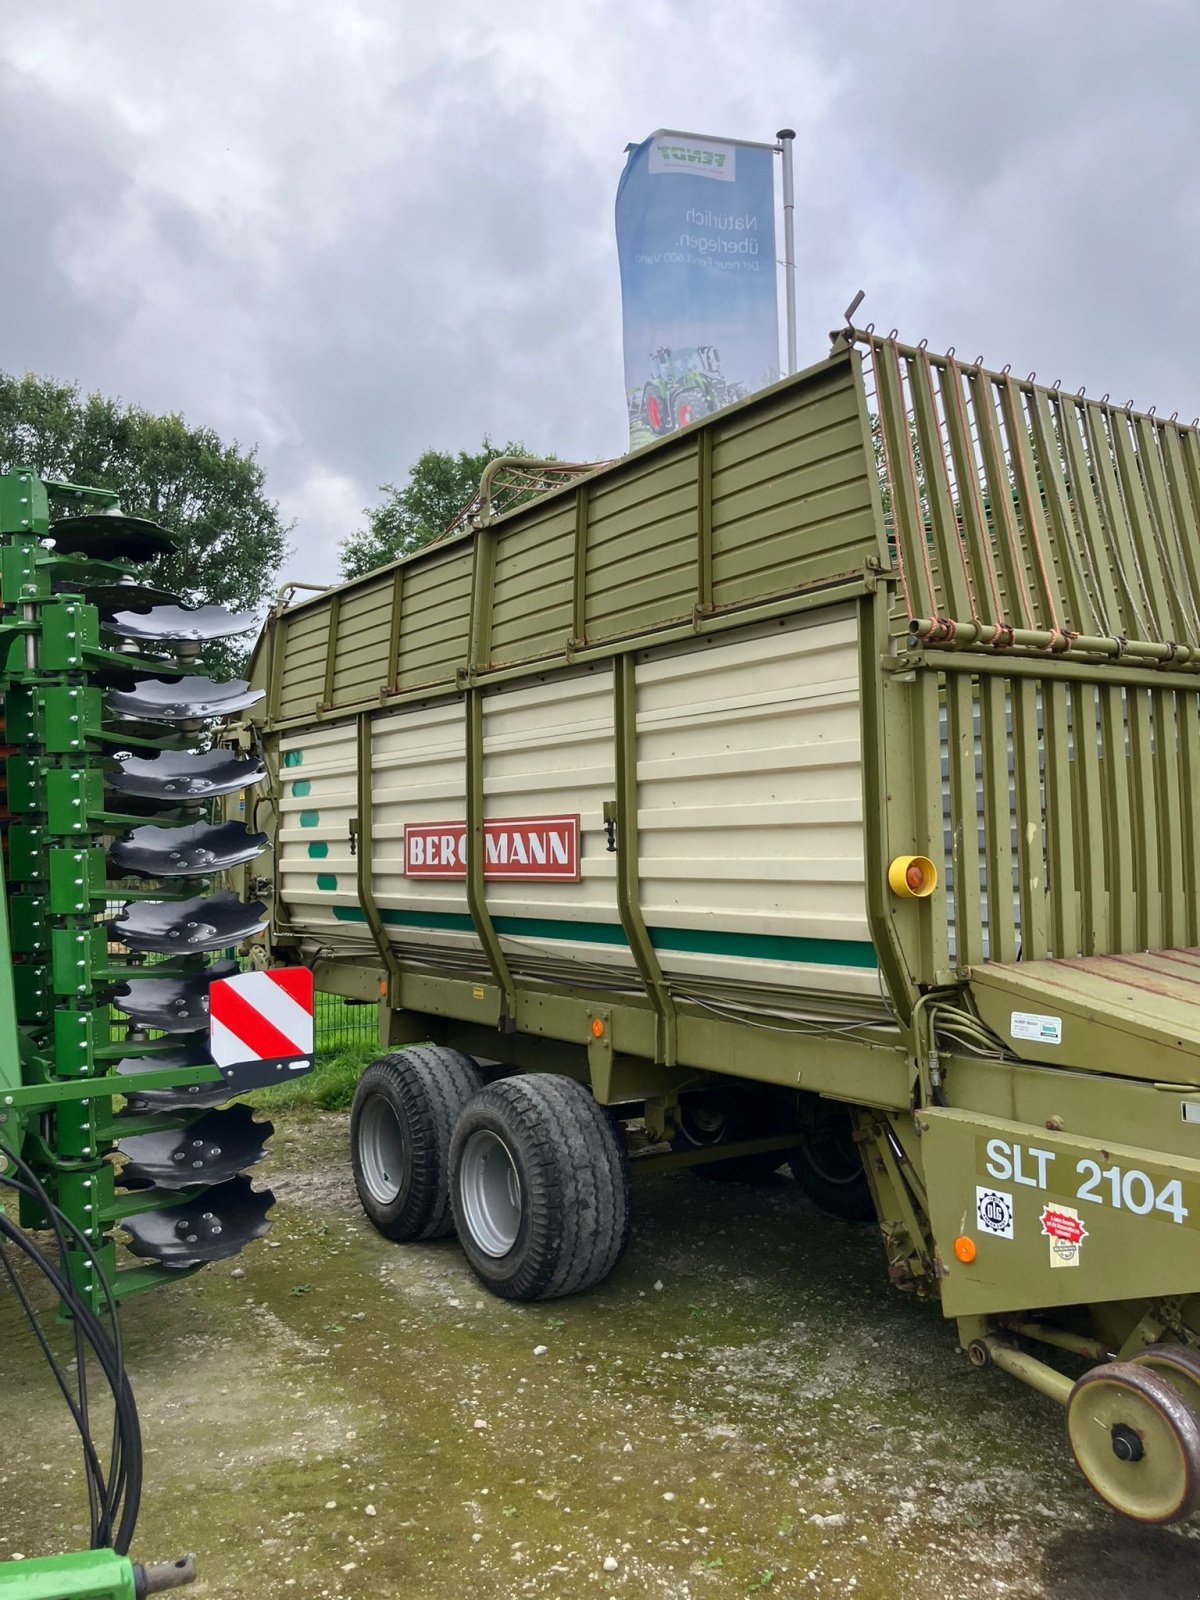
[110,891,268,954]
[115,1044,231,1111]
[109,748,266,802]
[104,604,259,643]
[109,819,267,878]
[117,1104,273,1190]
[107,676,263,721]
[113,957,237,1033]
[49,513,177,562]
[121,1175,274,1266]
[55,581,183,614]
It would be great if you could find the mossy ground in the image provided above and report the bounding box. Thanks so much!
[2,1113,1197,1599]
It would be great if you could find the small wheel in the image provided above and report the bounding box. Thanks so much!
[672,1097,784,1184]
[788,1115,876,1221]
[1130,1345,1200,1417]
[1066,1360,1200,1524]
[350,1046,483,1241]
[449,1074,632,1301]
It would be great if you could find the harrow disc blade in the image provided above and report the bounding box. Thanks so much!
[105,718,192,750]
[49,513,177,562]
[110,819,267,878]
[122,1175,274,1267]
[110,890,268,954]
[107,676,264,721]
[116,1044,233,1111]
[113,957,238,1032]
[61,582,183,615]
[109,747,267,802]
[117,1104,273,1189]
[105,603,259,643]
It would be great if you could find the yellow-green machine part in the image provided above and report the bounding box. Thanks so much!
[242,325,1200,1520]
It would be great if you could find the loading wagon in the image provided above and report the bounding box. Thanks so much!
[240,324,1200,1522]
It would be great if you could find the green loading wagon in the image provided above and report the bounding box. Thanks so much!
[242,323,1200,1522]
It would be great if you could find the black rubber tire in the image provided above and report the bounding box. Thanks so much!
[449,1074,632,1301]
[350,1046,483,1241]
[788,1116,876,1221]
[672,1096,786,1184]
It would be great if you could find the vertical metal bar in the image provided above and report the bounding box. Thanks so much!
[696,429,713,615]
[386,565,405,692]
[1110,413,1176,641]
[967,367,1034,628]
[1179,689,1200,948]
[875,340,935,615]
[776,129,797,375]
[464,687,516,1027]
[320,592,342,711]
[946,674,983,970]
[468,524,496,671]
[1042,681,1078,959]
[572,481,590,645]
[1159,426,1200,634]
[1126,688,1159,952]
[613,656,677,1064]
[1100,684,1134,953]
[1012,677,1048,960]
[980,676,1016,963]
[1027,390,1091,630]
[908,351,972,620]
[999,377,1060,628]
[910,668,951,983]
[355,713,402,996]
[938,360,1002,623]
[265,609,285,725]
[1153,688,1186,950]
[1071,680,1106,955]
[1083,404,1148,638]
[860,592,918,1020]
[1055,395,1123,636]
[1135,416,1193,641]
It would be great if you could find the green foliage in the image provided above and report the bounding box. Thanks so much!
[0,369,289,672]
[339,437,538,579]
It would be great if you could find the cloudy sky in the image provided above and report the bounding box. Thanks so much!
[2,2,1197,587]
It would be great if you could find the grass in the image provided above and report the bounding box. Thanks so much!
[243,1042,377,1114]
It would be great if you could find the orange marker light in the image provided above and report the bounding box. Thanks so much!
[954,1235,977,1264]
[590,1019,606,1038]
[888,854,939,899]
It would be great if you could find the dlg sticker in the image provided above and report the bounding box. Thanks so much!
[976,1186,1014,1239]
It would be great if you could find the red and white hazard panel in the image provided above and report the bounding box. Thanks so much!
[209,969,315,1080]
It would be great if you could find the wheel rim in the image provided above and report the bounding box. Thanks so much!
[1067,1362,1200,1523]
[358,1094,406,1205]
[1131,1345,1200,1417]
[459,1129,522,1257]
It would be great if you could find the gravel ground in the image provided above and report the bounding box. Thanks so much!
[2,1111,1198,1600]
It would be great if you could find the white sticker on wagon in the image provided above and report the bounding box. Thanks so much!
[1010,1011,1062,1046]
[976,1186,1014,1239]
[1183,1102,1200,1125]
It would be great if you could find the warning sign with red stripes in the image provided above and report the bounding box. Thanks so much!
[209,969,315,1085]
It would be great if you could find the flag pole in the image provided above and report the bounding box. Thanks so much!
[776,128,797,375]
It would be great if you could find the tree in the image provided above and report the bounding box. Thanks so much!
[0,371,289,673]
[339,438,540,580]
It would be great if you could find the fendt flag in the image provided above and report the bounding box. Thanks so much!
[616,130,779,448]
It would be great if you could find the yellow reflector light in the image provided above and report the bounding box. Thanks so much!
[888,854,938,899]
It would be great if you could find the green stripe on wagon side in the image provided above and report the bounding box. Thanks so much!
[330,906,877,968]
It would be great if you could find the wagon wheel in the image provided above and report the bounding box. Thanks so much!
[1066,1361,1200,1523]
[1129,1344,1200,1418]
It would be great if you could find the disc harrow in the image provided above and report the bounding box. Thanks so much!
[0,465,307,1311]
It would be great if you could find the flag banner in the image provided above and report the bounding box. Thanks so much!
[616,131,779,449]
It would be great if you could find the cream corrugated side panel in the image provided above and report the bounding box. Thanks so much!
[634,608,875,998]
[367,699,479,964]
[277,721,364,946]
[481,665,633,980]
